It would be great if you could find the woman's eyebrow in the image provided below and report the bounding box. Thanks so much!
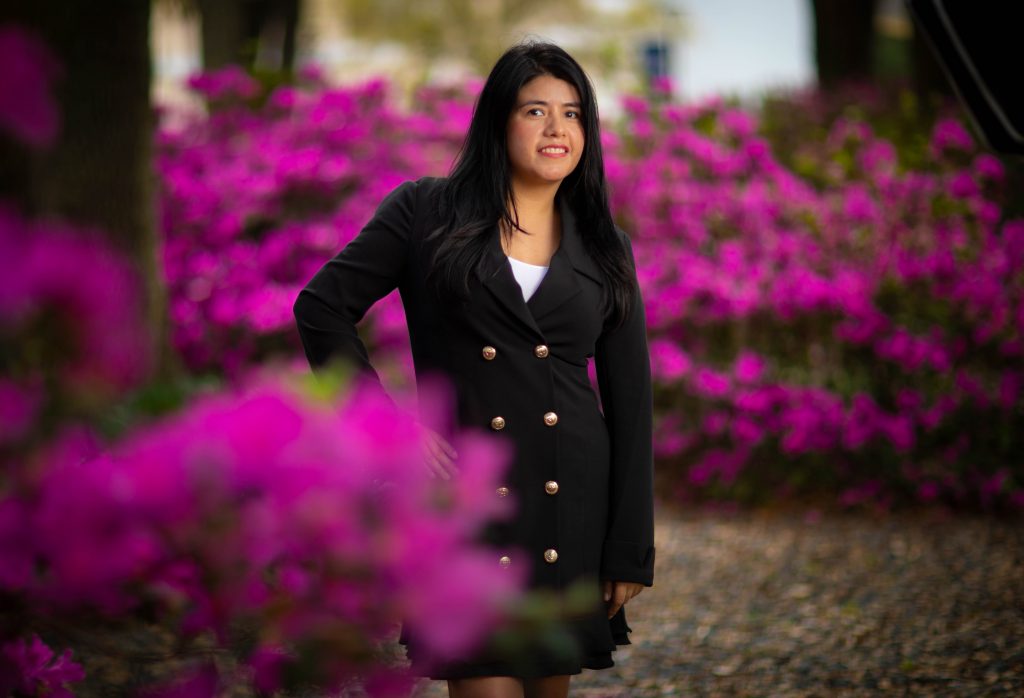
[518,99,583,108]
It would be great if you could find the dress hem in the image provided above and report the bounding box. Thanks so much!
[401,629,631,680]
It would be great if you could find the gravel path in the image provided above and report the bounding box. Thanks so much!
[411,504,1024,697]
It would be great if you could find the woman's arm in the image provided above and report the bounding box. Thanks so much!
[293,178,458,480]
[594,229,656,587]
[292,179,418,397]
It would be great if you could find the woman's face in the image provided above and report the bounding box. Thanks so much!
[505,74,585,190]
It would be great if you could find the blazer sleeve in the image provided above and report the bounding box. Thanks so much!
[292,179,418,400]
[594,229,656,587]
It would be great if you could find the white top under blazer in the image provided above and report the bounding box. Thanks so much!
[507,256,549,301]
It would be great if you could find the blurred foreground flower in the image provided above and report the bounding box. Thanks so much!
[0,206,148,427]
[2,372,523,694]
[0,634,84,698]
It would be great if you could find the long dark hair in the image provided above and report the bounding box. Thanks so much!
[425,40,635,329]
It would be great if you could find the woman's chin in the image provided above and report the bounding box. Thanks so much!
[516,169,575,187]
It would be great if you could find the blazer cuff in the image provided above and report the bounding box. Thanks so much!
[600,539,655,586]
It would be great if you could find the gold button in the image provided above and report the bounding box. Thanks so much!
[482,345,497,360]
[544,548,558,563]
[496,486,510,497]
[543,411,558,426]
[534,344,549,358]
[499,555,511,568]
[490,416,506,430]
[544,480,559,495]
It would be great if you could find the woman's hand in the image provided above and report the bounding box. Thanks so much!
[603,580,644,619]
[416,422,460,480]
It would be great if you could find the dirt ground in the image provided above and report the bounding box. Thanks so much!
[410,503,1024,697]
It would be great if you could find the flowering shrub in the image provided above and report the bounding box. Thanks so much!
[155,70,1024,512]
[609,94,1023,512]
[157,68,474,380]
[0,207,149,429]
[2,374,521,694]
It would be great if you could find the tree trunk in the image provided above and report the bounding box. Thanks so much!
[811,0,879,88]
[911,24,955,102]
[280,0,300,72]
[198,0,301,71]
[1,0,172,380]
[199,0,248,69]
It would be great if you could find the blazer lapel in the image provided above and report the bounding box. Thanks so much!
[528,194,604,322]
[474,193,605,335]
[477,223,544,338]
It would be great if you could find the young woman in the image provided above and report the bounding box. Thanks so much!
[293,41,654,698]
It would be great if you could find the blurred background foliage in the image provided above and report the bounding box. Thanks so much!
[2,0,1022,694]
[2,0,1020,509]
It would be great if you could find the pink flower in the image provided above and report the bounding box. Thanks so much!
[733,351,765,384]
[973,153,1005,181]
[186,64,260,101]
[948,171,979,199]
[650,75,675,96]
[0,635,84,698]
[0,207,149,396]
[916,481,940,501]
[0,498,33,590]
[931,118,973,152]
[693,367,731,399]
[650,338,691,381]
[842,183,879,223]
[731,416,764,445]
[720,109,755,139]
[999,372,1020,409]
[0,378,42,445]
[6,373,521,691]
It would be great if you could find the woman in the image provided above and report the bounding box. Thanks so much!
[293,41,654,698]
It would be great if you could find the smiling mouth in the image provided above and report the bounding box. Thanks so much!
[539,146,569,155]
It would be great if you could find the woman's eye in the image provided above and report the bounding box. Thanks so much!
[528,108,544,116]
[566,110,580,119]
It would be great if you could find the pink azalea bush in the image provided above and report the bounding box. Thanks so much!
[3,375,521,694]
[0,206,149,426]
[157,68,473,380]
[155,70,1023,512]
[608,94,1023,512]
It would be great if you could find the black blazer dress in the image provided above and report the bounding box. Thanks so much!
[293,176,655,679]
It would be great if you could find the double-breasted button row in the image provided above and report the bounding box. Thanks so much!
[490,413,558,429]
[498,550,559,567]
[482,344,550,359]
[495,482,557,498]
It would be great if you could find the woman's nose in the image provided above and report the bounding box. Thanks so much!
[545,114,567,136]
